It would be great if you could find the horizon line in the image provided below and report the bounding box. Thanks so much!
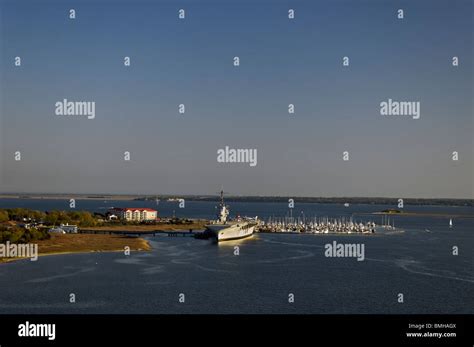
[0,192,472,201]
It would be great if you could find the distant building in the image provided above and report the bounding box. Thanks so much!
[108,208,157,222]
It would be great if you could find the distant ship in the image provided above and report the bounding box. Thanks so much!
[205,190,259,242]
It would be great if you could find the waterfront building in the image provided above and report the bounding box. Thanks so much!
[108,208,157,222]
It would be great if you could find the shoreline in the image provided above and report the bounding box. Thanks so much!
[0,194,138,201]
[0,234,151,264]
[0,194,472,207]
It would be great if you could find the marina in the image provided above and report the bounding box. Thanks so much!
[258,217,377,234]
[256,213,400,234]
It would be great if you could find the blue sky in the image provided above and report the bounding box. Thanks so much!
[1,0,472,198]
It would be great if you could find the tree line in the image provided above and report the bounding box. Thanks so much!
[0,208,99,227]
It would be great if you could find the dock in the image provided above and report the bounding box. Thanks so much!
[78,229,203,238]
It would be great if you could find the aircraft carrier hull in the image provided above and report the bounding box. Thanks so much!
[205,223,256,242]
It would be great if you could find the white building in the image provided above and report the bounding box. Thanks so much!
[109,208,158,222]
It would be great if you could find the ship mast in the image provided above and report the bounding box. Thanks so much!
[217,189,229,224]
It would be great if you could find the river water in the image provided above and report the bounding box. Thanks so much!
[0,200,472,314]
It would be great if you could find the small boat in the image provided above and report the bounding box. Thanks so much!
[449,219,453,228]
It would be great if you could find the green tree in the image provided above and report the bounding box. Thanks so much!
[0,210,9,223]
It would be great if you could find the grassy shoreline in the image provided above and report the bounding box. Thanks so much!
[0,234,151,264]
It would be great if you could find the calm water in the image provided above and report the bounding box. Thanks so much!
[0,199,472,314]
[0,198,472,221]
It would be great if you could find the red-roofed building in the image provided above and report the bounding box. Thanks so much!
[109,208,158,221]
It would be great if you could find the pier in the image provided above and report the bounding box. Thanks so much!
[78,229,202,238]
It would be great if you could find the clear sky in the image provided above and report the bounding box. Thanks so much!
[0,0,473,198]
